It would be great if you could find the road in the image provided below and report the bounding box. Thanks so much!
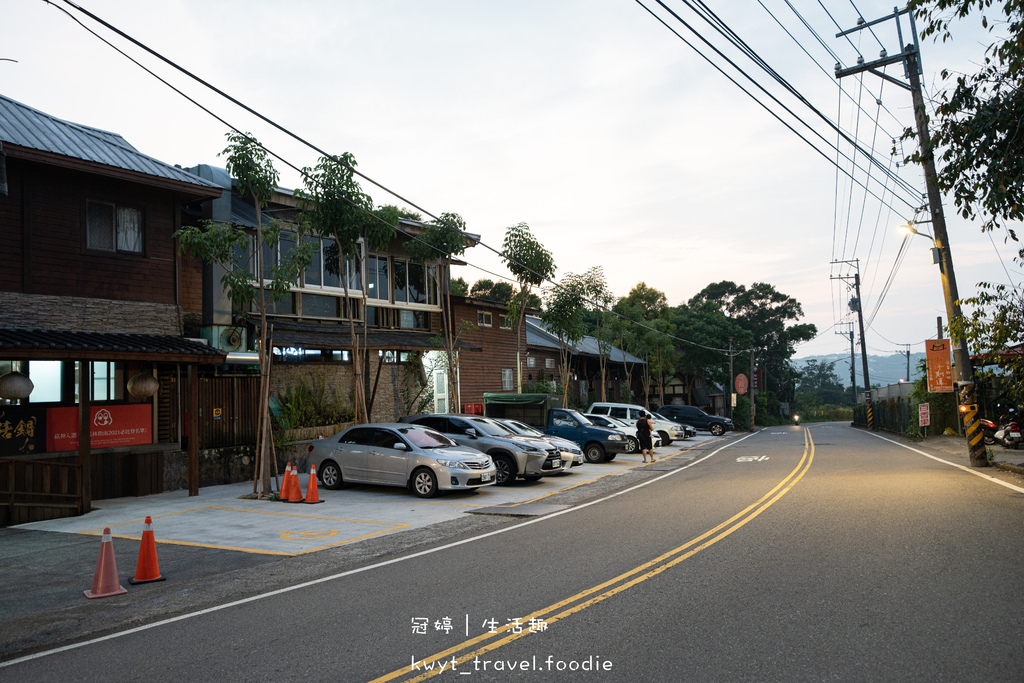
[3,423,1024,681]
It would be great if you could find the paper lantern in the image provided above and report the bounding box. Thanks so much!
[0,371,33,400]
[127,372,160,398]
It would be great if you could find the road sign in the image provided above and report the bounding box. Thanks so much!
[926,339,954,393]
[919,403,930,427]
[735,373,748,395]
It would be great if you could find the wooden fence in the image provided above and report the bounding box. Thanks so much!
[1,457,82,527]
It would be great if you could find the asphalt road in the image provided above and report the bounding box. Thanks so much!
[3,423,1023,681]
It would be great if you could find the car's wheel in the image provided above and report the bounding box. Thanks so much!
[657,431,672,446]
[319,460,343,490]
[584,443,605,463]
[410,467,438,498]
[624,436,639,453]
[710,423,725,436]
[606,453,616,462]
[492,454,517,486]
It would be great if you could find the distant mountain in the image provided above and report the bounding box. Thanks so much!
[792,353,925,389]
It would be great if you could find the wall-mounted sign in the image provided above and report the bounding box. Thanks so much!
[0,406,46,456]
[735,373,749,395]
[47,405,152,451]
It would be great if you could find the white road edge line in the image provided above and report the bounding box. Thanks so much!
[866,430,1024,494]
[1,432,759,669]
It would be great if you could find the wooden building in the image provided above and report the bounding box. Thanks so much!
[0,95,226,525]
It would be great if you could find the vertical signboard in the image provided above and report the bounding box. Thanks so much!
[919,403,931,427]
[925,339,954,393]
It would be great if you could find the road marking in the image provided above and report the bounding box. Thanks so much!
[371,429,816,683]
[0,433,753,671]
[866,431,1024,494]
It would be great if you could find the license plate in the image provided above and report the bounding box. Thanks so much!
[481,473,492,482]
[1011,432,1021,439]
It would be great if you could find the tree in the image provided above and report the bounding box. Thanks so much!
[296,152,376,423]
[621,282,670,321]
[670,300,750,403]
[175,132,312,498]
[502,223,556,393]
[795,359,848,406]
[586,268,616,402]
[450,277,469,296]
[469,279,514,304]
[908,1,1024,403]
[542,270,601,407]
[907,0,1024,234]
[405,212,469,413]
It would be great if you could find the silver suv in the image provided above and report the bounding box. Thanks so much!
[399,414,563,485]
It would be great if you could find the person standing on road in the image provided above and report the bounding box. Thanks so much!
[636,415,655,463]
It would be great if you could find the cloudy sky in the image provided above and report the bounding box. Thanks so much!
[4,0,1018,367]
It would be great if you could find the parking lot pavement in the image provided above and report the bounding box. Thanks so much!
[15,435,723,556]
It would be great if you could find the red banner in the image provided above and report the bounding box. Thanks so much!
[47,405,153,451]
[925,339,954,393]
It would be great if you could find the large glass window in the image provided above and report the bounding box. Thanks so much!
[302,293,337,317]
[304,235,322,287]
[27,360,62,403]
[86,201,143,254]
[367,255,389,301]
[393,261,408,303]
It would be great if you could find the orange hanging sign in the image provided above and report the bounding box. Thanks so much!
[925,339,954,393]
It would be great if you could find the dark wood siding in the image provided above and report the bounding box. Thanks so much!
[0,157,25,291]
[451,298,521,407]
[8,160,179,304]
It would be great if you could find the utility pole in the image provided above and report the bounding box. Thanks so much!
[835,8,987,466]
[836,324,856,405]
[832,261,872,428]
[728,336,734,421]
[750,348,756,430]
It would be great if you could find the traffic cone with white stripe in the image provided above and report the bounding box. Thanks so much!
[129,516,166,584]
[304,464,324,504]
[84,528,128,599]
[287,465,305,503]
[279,462,293,501]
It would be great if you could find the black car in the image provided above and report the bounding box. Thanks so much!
[656,405,734,436]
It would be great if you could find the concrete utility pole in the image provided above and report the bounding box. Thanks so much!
[835,8,987,466]
[831,261,872,429]
[836,325,856,405]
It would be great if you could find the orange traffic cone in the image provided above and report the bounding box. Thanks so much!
[129,516,166,585]
[287,465,305,502]
[304,464,324,504]
[279,462,293,501]
[84,528,128,599]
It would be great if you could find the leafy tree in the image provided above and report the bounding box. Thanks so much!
[586,268,616,402]
[175,132,312,498]
[502,223,556,392]
[621,282,670,321]
[450,276,469,296]
[795,359,848,406]
[469,278,514,304]
[907,0,1024,234]
[405,212,469,412]
[296,152,377,423]
[542,270,601,407]
[669,300,751,403]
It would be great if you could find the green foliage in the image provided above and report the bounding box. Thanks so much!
[621,282,670,321]
[272,374,353,430]
[907,0,1024,233]
[469,279,514,304]
[222,131,278,209]
[795,359,849,406]
[405,212,469,264]
[950,280,1024,405]
[502,222,556,335]
[296,152,374,256]
[450,277,469,296]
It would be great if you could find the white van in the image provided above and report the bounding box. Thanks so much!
[586,402,687,445]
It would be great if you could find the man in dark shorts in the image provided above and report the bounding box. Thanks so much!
[636,415,655,463]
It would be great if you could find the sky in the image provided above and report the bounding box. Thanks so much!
[3,0,1020,367]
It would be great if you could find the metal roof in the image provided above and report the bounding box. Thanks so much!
[258,319,480,352]
[0,94,221,191]
[524,316,644,364]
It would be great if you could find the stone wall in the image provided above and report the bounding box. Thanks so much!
[0,292,182,335]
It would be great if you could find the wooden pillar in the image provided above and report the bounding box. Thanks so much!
[188,364,199,496]
[77,359,91,513]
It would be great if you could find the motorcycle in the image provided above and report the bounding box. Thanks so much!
[793,414,800,426]
[979,417,999,445]
[993,408,1021,449]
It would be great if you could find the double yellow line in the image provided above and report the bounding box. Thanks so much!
[372,429,816,683]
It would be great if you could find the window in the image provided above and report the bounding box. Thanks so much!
[545,358,556,369]
[86,201,143,253]
[399,309,428,329]
[527,357,536,368]
[367,255,389,301]
[301,293,338,317]
[477,311,492,327]
[501,369,513,391]
[499,315,511,329]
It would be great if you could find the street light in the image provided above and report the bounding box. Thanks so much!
[899,221,941,265]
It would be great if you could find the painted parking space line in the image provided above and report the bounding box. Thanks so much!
[79,506,408,556]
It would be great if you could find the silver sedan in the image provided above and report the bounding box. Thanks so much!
[308,423,497,498]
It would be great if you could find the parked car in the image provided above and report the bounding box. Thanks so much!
[492,418,585,471]
[656,404,734,436]
[398,414,563,485]
[586,402,687,445]
[307,423,496,498]
[582,413,662,452]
